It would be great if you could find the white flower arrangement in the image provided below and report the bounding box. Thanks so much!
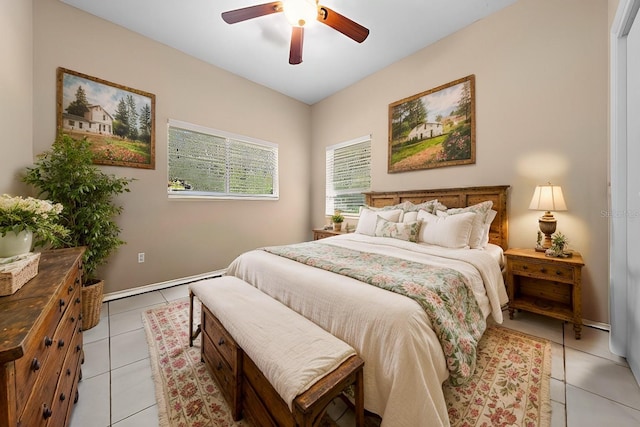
[0,194,69,247]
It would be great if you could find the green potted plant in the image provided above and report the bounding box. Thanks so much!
[23,134,133,329]
[331,211,344,232]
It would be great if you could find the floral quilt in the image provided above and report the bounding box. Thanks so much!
[263,241,486,386]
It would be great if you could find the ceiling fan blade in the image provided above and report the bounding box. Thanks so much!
[222,1,283,24]
[289,26,304,65]
[317,6,369,43]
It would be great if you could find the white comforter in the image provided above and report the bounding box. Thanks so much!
[226,233,508,427]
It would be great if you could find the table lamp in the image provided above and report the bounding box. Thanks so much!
[529,183,567,251]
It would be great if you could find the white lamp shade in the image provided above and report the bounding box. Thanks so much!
[529,185,567,211]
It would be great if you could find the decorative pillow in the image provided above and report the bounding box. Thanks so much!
[355,208,403,236]
[417,210,476,249]
[375,217,422,243]
[442,201,494,249]
[402,211,419,223]
[479,209,498,248]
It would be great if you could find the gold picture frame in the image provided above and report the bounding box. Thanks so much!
[388,75,475,173]
[57,67,156,169]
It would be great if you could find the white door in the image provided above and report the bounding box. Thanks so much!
[626,4,640,381]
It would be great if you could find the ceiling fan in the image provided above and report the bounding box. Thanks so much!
[221,0,369,65]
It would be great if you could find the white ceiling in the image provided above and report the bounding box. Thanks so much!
[60,0,518,105]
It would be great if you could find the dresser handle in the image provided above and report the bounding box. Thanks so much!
[58,339,65,348]
[218,338,225,346]
[75,277,80,285]
[76,344,82,353]
[44,336,53,347]
[59,299,66,309]
[556,270,563,275]
[540,268,547,273]
[75,297,81,304]
[31,358,41,371]
[60,393,66,402]
[74,390,79,404]
[68,285,74,294]
[43,406,52,419]
[71,316,76,323]
[522,265,528,270]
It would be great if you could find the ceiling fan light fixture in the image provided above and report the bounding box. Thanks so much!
[282,0,317,27]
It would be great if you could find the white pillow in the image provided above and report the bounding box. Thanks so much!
[402,211,419,223]
[355,208,403,236]
[479,209,498,248]
[417,210,476,249]
[375,217,422,243]
[442,201,494,249]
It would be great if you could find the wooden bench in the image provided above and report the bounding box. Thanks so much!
[188,276,365,427]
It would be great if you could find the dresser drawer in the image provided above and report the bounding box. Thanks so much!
[201,306,242,419]
[49,328,83,427]
[202,307,239,371]
[510,258,575,282]
[202,327,236,405]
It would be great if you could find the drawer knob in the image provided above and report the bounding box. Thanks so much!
[74,390,79,404]
[218,338,225,346]
[44,336,53,347]
[67,368,72,376]
[556,270,563,275]
[217,361,223,370]
[68,285,74,294]
[43,406,52,419]
[540,268,547,273]
[31,358,41,371]
[76,344,82,353]
[60,393,66,402]
[75,277,80,285]
[75,297,81,304]
[58,339,65,348]
[522,265,528,270]
[71,316,76,323]
[59,299,66,309]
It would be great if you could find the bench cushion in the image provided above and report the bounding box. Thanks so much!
[190,276,356,410]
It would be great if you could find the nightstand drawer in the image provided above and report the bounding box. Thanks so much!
[510,258,574,282]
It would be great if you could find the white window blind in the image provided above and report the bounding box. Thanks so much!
[168,119,278,199]
[326,135,371,215]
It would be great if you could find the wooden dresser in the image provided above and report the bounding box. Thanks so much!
[0,247,85,427]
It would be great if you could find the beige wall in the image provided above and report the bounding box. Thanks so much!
[311,0,610,323]
[1,0,33,196]
[31,0,312,293]
[4,0,612,323]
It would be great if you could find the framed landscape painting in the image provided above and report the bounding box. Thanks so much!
[56,68,156,169]
[388,75,475,173]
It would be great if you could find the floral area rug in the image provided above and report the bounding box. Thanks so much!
[143,300,551,427]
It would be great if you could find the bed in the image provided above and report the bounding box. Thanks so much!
[226,185,510,427]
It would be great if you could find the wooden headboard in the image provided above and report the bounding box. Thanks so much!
[364,185,510,250]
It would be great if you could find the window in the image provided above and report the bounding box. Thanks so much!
[325,135,371,215]
[168,119,279,200]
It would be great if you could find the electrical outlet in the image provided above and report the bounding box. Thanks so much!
[138,252,145,263]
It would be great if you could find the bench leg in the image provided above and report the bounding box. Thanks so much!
[354,368,364,427]
[189,290,201,347]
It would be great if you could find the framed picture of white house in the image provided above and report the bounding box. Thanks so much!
[388,75,475,173]
[56,67,156,169]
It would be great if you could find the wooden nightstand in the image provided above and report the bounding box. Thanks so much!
[312,228,347,240]
[504,248,585,339]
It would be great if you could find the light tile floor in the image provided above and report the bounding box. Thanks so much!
[70,284,640,427]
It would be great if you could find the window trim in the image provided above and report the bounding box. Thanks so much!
[167,119,279,201]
